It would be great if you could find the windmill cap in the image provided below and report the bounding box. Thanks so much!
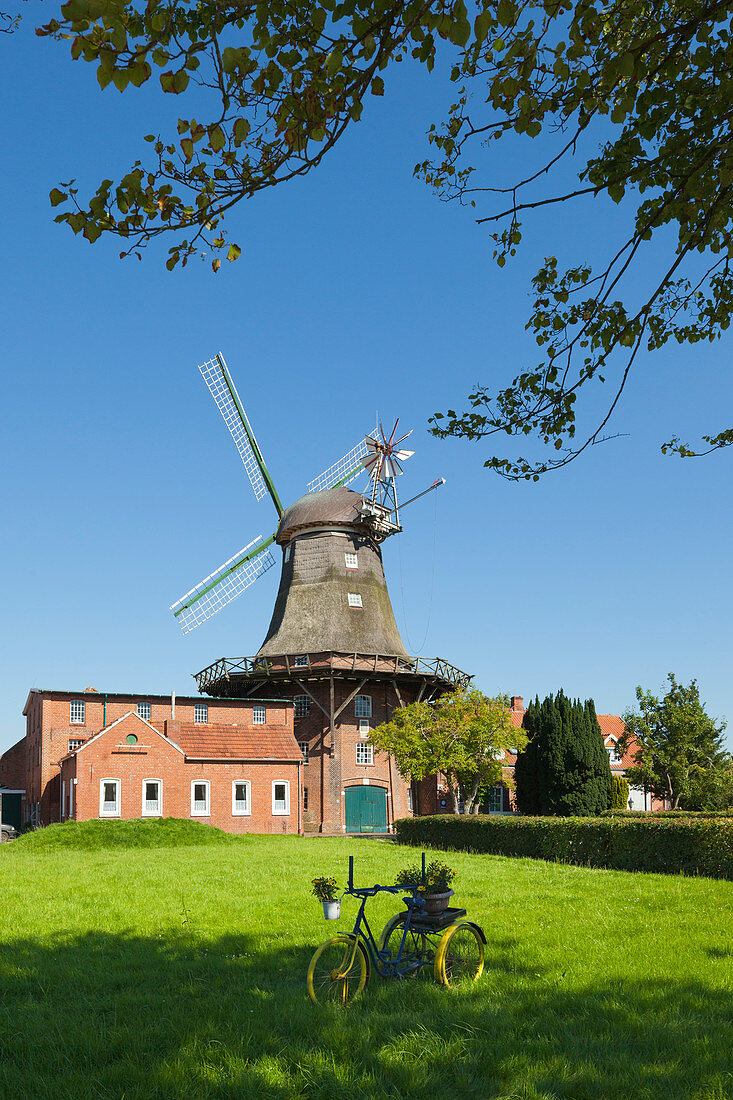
[276,487,370,544]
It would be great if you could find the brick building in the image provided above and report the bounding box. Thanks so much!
[10,687,302,833]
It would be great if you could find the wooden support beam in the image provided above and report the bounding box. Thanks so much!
[293,678,331,721]
[333,677,370,721]
[393,681,406,709]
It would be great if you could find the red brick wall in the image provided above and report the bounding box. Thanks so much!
[25,691,295,827]
[252,677,419,833]
[0,737,27,790]
[59,713,301,835]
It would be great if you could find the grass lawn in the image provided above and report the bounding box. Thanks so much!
[1,824,732,1099]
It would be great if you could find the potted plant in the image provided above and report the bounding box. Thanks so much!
[396,859,457,915]
[311,876,341,920]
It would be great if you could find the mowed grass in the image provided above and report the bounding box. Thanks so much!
[1,826,732,1100]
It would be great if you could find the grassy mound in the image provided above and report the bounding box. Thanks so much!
[13,817,237,851]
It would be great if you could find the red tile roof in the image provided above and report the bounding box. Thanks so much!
[173,723,301,761]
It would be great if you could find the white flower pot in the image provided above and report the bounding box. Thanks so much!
[322,900,341,920]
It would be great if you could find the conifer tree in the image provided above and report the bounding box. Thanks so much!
[515,691,611,815]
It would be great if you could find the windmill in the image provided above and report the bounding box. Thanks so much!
[170,353,444,639]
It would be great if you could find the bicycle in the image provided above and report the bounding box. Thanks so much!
[307,853,486,1004]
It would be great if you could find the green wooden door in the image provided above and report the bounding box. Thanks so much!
[0,793,22,832]
[345,786,388,833]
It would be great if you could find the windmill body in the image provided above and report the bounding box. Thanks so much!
[172,353,470,833]
[258,488,408,658]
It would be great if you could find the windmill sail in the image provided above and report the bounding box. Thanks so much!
[170,535,276,634]
[307,432,376,494]
[199,354,283,515]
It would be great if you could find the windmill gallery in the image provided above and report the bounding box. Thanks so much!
[0,355,639,836]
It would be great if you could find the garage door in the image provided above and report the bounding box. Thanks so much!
[344,786,388,833]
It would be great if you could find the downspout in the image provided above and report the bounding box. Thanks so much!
[298,759,302,836]
[103,693,108,728]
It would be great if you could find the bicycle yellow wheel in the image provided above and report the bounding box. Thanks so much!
[378,913,408,952]
[434,922,485,987]
[307,935,369,1005]
[379,913,432,976]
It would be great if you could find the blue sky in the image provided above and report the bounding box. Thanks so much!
[1,7,731,751]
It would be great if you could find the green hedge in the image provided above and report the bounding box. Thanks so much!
[394,815,733,879]
[600,809,733,819]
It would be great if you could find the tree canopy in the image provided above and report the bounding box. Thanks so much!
[369,688,525,813]
[619,673,728,809]
[39,0,733,475]
[514,691,611,815]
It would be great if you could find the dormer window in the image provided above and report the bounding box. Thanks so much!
[348,593,362,608]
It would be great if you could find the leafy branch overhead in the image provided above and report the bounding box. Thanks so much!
[40,0,733,474]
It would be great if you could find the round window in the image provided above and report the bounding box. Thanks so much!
[126,733,138,746]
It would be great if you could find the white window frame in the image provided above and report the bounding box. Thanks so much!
[100,778,121,818]
[68,738,84,752]
[70,700,85,724]
[294,694,311,718]
[344,552,358,570]
[253,705,266,726]
[232,780,251,816]
[406,787,413,813]
[194,703,208,724]
[347,592,363,608]
[191,779,210,816]
[356,743,374,766]
[358,718,370,737]
[69,780,74,818]
[136,701,151,722]
[293,655,309,668]
[486,785,503,813]
[606,740,623,765]
[355,695,372,718]
[61,780,66,820]
[142,778,162,817]
[299,741,309,763]
[272,780,290,816]
[284,544,292,562]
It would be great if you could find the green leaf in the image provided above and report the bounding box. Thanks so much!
[49,188,68,207]
[227,243,241,262]
[371,76,384,96]
[209,125,226,153]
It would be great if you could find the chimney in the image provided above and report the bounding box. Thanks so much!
[510,696,524,712]
[84,686,98,693]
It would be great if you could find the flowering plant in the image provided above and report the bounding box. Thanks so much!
[395,860,456,896]
[311,876,339,902]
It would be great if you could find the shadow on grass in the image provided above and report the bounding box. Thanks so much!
[0,930,731,1100]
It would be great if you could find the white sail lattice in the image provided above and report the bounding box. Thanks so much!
[170,536,276,634]
[307,433,375,494]
[199,355,267,501]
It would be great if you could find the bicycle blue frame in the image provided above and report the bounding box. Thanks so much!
[342,854,431,979]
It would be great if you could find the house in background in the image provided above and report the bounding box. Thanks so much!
[426,697,667,814]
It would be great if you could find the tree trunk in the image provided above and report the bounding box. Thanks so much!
[464,774,481,815]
